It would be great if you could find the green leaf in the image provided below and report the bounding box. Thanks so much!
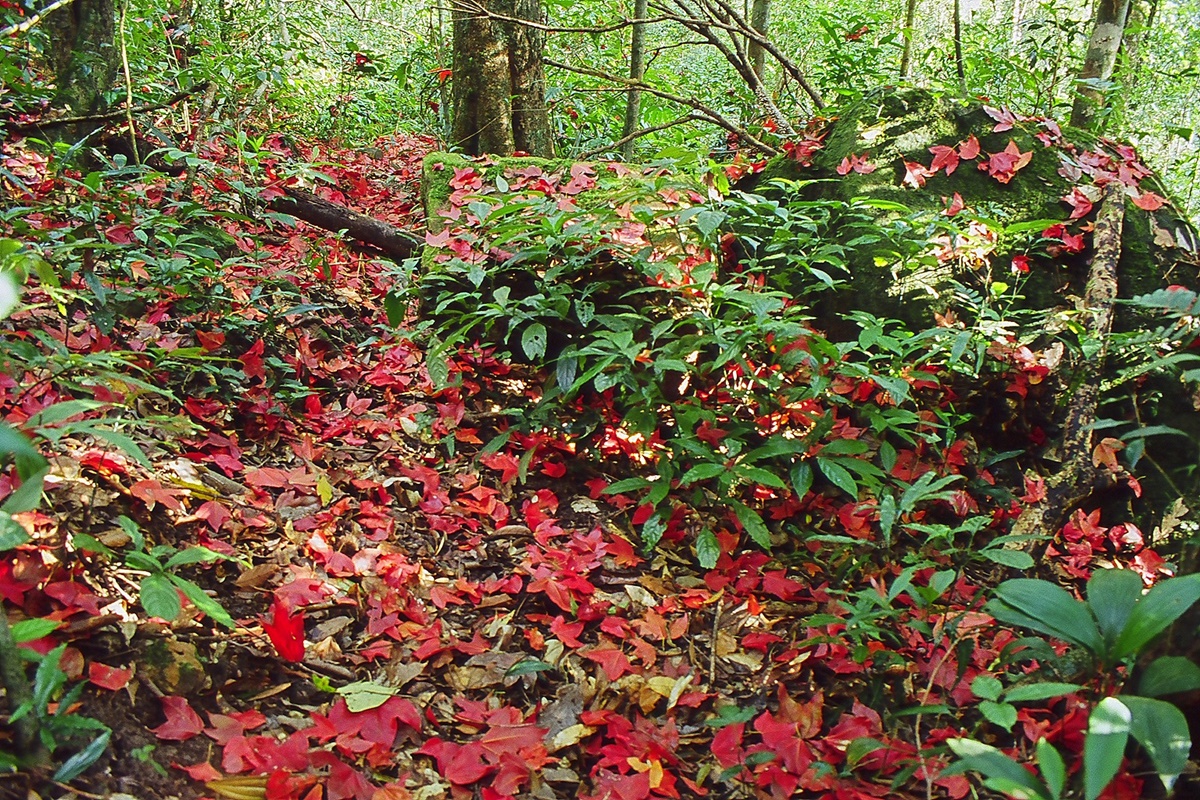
[170,575,235,629]
[980,547,1036,569]
[602,477,652,495]
[736,466,787,490]
[10,618,61,643]
[980,700,1018,731]
[24,399,105,428]
[946,738,1052,800]
[0,467,47,514]
[679,462,727,486]
[0,514,30,551]
[1113,574,1200,662]
[640,512,667,550]
[816,458,858,498]
[506,659,555,677]
[1036,738,1066,800]
[1004,683,1083,703]
[877,493,897,547]
[338,681,396,712]
[53,729,111,782]
[696,528,720,569]
[383,291,406,327]
[1087,569,1143,655]
[988,579,1104,655]
[139,574,182,622]
[1120,695,1190,791]
[163,546,228,570]
[82,427,151,468]
[70,534,113,557]
[971,675,1003,701]
[790,462,813,498]
[556,355,578,394]
[730,501,772,549]
[694,209,727,238]
[1137,656,1200,698]
[1083,697,1131,800]
[521,323,547,361]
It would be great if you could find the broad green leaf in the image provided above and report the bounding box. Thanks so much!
[0,467,48,514]
[877,493,897,546]
[989,579,1104,654]
[640,512,667,550]
[139,574,182,622]
[53,729,111,782]
[1137,656,1200,698]
[171,575,235,629]
[971,674,1003,701]
[1113,574,1200,662]
[338,681,396,712]
[10,618,61,643]
[736,466,787,490]
[24,399,105,428]
[1004,683,1083,703]
[602,477,652,495]
[981,547,1035,570]
[696,528,720,569]
[946,738,1052,800]
[521,323,547,361]
[679,462,727,486]
[556,355,578,394]
[0,271,20,320]
[790,462,813,498]
[1087,569,1143,655]
[82,427,151,468]
[730,501,772,549]
[0,514,30,551]
[980,700,1017,731]
[816,458,858,498]
[164,546,228,570]
[70,534,113,557]
[1083,697,1131,800]
[1120,695,1190,791]
[1036,738,1066,800]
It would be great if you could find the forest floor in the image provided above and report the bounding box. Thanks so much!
[0,128,1189,800]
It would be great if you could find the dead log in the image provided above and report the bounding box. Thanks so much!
[269,187,419,262]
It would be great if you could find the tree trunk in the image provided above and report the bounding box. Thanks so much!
[451,0,553,157]
[952,0,966,94]
[899,0,918,78]
[44,0,119,141]
[621,0,648,161]
[1069,0,1132,130]
[747,0,769,80]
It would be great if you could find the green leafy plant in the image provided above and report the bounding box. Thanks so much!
[73,515,236,629]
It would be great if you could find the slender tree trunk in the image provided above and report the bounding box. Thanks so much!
[1069,0,1132,130]
[747,0,769,79]
[621,0,648,161]
[899,0,918,77]
[952,0,966,93]
[1011,0,1023,45]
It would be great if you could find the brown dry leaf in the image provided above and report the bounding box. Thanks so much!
[207,775,268,800]
[545,723,596,753]
[235,563,279,589]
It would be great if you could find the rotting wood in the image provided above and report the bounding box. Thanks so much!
[1011,182,1126,543]
[269,187,419,263]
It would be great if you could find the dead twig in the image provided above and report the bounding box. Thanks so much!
[8,83,210,133]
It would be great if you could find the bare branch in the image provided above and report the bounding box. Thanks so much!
[444,0,673,34]
[544,58,779,156]
[580,113,704,160]
[8,84,210,133]
[0,0,75,37]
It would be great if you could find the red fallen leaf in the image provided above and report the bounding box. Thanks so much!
[78,450,130,475]
[583,647,632,680]
[1092,437,1125,471]
[761,570,804,601]
[710,722,746,768]
[980,140,1033,184]
[239,339,266,380]
[173,761,221,782]
[943,192,964,217]
[902,161,934,189]
[261,597,305,662]
[836,153,876,176]
[194,500,232,532]
[1011,255,1032,274]
[104,223,136,244]
[549,615,585,647]
[983,105,1018,132]
[958,134,981,160]
[152,696,205,741]
[1063,186,1095,219]
[417,739,491,785]
[130,479,187,513]
[928,145,959,175]
[87,661,133,691]
[204,709,267,745]
[195,329,225,351]
[1132,191,1166,211]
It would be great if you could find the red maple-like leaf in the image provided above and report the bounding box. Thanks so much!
[1132,191,1166,211]
[980,140,1033,184]
[1063,186,1096,219]
[943,192,965,217]
[983,105,1019,132]
[261,596,305,662]
[928,145,960,176]
[152,696,205,741]
[584,647,633,680]
[958,134,981,160]
[87,662,133,691]
[417,739,491,785]
[902,161,934,189]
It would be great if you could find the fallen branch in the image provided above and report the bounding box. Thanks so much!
[269,187,419,262]
[7,84,210,133]
[1011,182,1126,540]
[578,113,702,160]
[0,0,75,37]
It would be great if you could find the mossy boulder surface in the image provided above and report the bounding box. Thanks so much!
[748,87,1199,325]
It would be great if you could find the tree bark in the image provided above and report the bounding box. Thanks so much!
[952,0,966,94]
[44,0,118,142]
[270,188,418,262]
[747,0,769,80]
[899,0,917,78]
[621,0,648,161]
[451,0,553,157]
[1069,0,1132,130]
